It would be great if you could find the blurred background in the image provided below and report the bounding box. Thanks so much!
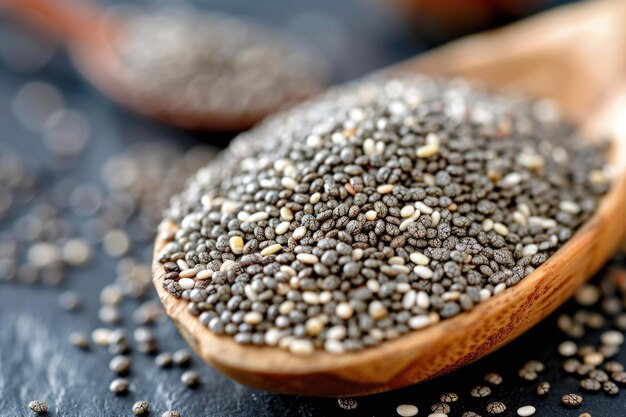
[3,0,626,416]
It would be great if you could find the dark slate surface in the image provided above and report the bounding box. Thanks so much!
[2,0,625,416]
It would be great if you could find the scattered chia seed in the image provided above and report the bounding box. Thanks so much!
[517,405,536,416]
[431,402,450,413]
[561,393,583,408]
[162,411,182,417]
[602,381,619,395]
[28,400,48,413]
[484,373,503,385]
[181,370,201,387]
[486,401,506,414]
[109,377,130,395]
[396,404,418,416]
[440,392,459,403]
[68,332,89,349]
[337,398,358,410]
[536,381,550,396]
[471,385,491,398]
[132,400,150,416]
[157,76,611,354]
[58,291,81,311]
[109,355,132,374]
[172,349,192,367]
[155,352,174,368]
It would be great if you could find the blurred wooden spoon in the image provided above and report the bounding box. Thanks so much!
[2,0,326,130]
[152,0,626,396]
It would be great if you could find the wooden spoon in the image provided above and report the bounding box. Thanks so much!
[152,0,626,396]
[2,0,324,131]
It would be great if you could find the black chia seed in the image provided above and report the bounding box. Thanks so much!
[157,75,611,355]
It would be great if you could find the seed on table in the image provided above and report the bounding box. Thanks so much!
[536,381,550,396]
[431,402,450,413]
[563,359,580,373]
[578,414,591,417]
[28,400,48,413]
[337,398,358,410]
[561,393,583,408]
[517,405,535,416]
[91,328,112,346]
[518,367,537,381]
[558,341,577,356]
[575,285,600,306]
[486,402,506,414]
[173,349,192,367]
[580,378,601,392]
[583,352,604,366]
[162,411,182,417]
[396,404,418,417]
[181,370,201,387]
[69,332,89,349]
[132,400,149,415]
[461,413,481,417]
[588,369,609,382]
[99,305,121,324]
[484,373,503,385]
[471,386,491,397]
[155,352,174,368]
[600,330,624,346]
[611,371,626,384]
[523,360,544,372]
[603,381,619,395]
[428,414,448,417]
[58,291,81,311]
[109,377,129,395]
[440,392,458,403]
[109,355,132,374]
[604,362,624,373]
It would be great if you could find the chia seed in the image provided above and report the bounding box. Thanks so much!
[157,76,611,354]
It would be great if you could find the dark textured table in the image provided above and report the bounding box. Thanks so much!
[2,0,625,416]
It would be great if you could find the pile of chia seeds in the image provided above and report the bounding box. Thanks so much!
[114,9,327,119]
[157,75,612,356]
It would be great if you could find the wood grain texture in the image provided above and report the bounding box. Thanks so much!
[152,0,626,396]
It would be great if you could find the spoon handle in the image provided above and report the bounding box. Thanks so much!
[1,0,106,45]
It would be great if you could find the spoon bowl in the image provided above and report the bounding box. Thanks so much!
[4,0,325,131]
[151,0,626,396]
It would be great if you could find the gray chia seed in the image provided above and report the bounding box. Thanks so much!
[28,400,48,413]
[115,10,326,121]
[158,76,610,355]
